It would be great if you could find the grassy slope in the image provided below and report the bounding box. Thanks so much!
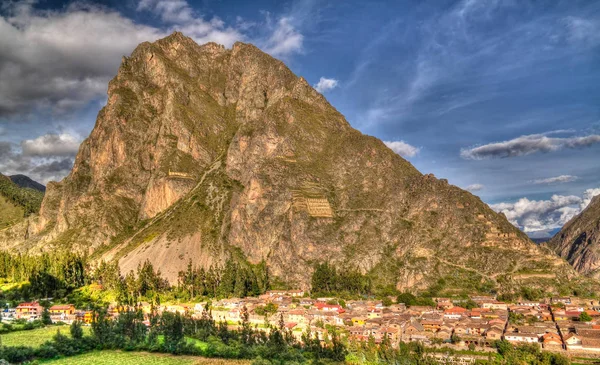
[1,325,90,348]
[40,351,251,365]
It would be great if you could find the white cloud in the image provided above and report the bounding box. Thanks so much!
[582,188,600,209]
[0,1,305,118]
[461,132,600,160]
[314,77,339,93]
[262,17,304,57]
[383,140,420,158]
[563,16,600,47]
[0,2,166,116]
[21,133,81,157]
[491,188,600,234]
[136,0,243,47]
[466,183,484,192]
[532,175,578,185]
[0,139,74,184]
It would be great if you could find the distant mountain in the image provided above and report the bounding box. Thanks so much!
[9,174,45,192]
[0,33,590,297]
[0,173,44,230]
[531,238,549,244]
[548,195,600,277]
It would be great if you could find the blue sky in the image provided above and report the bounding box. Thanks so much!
[0,0,599,238]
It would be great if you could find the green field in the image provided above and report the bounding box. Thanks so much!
[40,351,251,364]
[0,325,89,348]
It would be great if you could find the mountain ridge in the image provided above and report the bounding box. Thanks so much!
[548,195,600,277]
[9,174,46,192]
[0,32,590,296]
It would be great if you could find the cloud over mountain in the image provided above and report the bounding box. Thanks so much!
[384,140,420,158]
[314,77,339,93]
[491,188,600,234]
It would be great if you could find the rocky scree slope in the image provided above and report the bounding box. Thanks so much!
[0,33,585,294]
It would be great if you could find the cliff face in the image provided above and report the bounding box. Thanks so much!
[548,196,600,277]
[0,33,583,293]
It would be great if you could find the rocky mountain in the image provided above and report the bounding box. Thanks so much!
[548,195,600,278]
[9,174,46,192]
[0,173,44,230]
[0,33,588,295]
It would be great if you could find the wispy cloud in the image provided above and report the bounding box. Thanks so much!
[314,77,338,93]
[466,183,484,192]
[491,188,600,234]
[261,16,304,57]
[383,140,420,158]
[532,175,578,185]
[461,133,600,160]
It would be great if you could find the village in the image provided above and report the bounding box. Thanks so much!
[5,291,600,358]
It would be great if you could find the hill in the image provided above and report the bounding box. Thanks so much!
[9,174,46,192]
[0,174,44,230]
[548,195,600,278]
[0,32,589,297]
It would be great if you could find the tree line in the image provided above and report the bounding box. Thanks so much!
[0,304,346,364]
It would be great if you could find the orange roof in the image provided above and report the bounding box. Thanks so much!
[445,306,467,313]
[17,302,41,308]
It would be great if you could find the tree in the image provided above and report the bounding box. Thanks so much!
[70,320,84,340]
[450,333,461,344]
[161,311,184,354]
[396,292,417,306]
[41,307,52,325]
[580,311,593,322]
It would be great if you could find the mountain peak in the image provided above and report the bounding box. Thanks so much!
[0,33,589,296]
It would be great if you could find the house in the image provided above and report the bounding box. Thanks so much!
[541,333,563,349]
[352,316,367,326]
[581,338,600,352]
[564,333,582,349]
[403,319,425,336]
[287,290,305,297]
[485,327,504,341]
[421,318,443,332]
[444,307,467,319]
[482,301,508,310]
[504,333,539,343]
[551,297,572,305]
[49,304,75,315]
[287,309,306,325]
[518,301,541,307]
[15,302,43,319]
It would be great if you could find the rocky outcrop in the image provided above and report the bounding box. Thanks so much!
[548,195,600,277]
[0,33,586,294]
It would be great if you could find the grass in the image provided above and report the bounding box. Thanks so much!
[0,325,89,348]
[39,351,251,364]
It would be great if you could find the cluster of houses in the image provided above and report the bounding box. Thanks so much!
[3,302,93,324]
[6,292,600,355]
